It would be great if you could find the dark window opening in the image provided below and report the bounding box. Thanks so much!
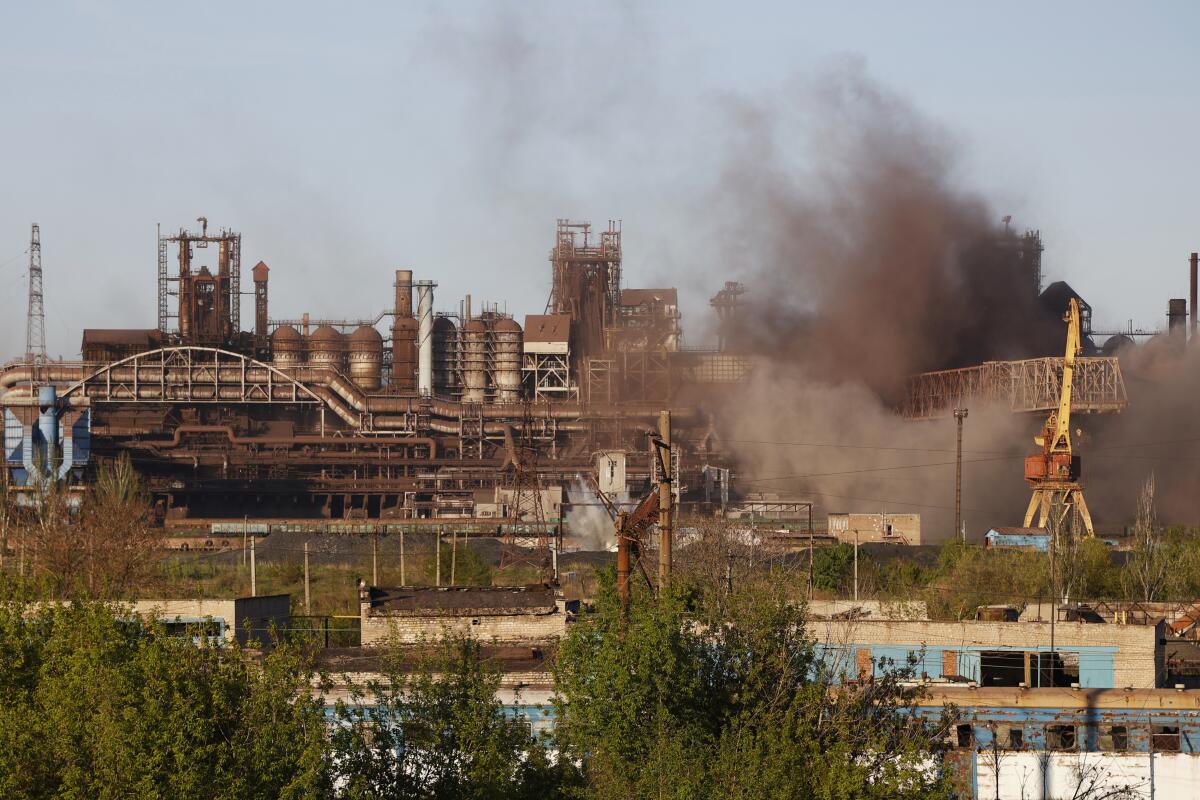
[955,724,974,749]
[980,650,1025,687]
[1046,724,1076,751]
[1035,652,1080,687]
[1098,725,1129,752]
[1153,725,1181,753]
[994,724,1024,750]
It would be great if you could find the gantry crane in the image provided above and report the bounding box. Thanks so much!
[1023,298,1095,537]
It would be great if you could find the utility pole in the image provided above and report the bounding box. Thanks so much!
[371,534,378,586]
[303,541,311,614]
[807,502,814,601]
[954,408,968,543]
[656,410,673,590]
[250,536,257,596]
[399,529,406,586]
[435,526,442,587]
[853,527,859,602]
[25,224,46,367]
[450,529,457,585]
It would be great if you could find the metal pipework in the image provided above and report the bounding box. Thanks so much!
[38,385,58,471]
[416,281,435,396]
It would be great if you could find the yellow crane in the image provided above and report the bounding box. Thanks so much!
[1023,298,1095,537]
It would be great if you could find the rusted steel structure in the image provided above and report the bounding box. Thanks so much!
[902,355,1128,420]
[2,218,739,526]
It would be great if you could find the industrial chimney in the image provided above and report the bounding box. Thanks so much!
[1190,252,1198,342]
[416,281,435,395]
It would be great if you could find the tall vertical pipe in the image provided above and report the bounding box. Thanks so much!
[395,269,413,317]
[417,281,435,395]
[1191,252,1198,342]
[38,385,57,475]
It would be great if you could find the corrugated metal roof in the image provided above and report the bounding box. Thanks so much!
[523,314,571,343]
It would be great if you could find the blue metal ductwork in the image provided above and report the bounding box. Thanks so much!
[3,386,90,486]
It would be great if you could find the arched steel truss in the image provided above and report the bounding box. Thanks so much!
[61,347,324,406]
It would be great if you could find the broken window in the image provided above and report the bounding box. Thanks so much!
[1152,724,1181,753]
[980,650,1025,687]
[955,724,974,749]
[1035,652,1080,687]
[1045,724,1076,751]
[1098,725,1129,752]
[993,724,1024,750]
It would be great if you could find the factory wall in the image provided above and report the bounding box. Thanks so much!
[812,619,1164,689]
[360,610,567,646]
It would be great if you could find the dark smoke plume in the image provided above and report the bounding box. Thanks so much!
[712,66,1061,403]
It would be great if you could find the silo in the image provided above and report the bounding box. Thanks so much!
[348,325,384,390]
[271,324,303,369]
[308,324,346,371]
[492,317,523,403]
[462,319,488,404]
[432,316,458,396]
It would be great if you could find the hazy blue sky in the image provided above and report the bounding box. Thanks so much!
[1,2,1197,356]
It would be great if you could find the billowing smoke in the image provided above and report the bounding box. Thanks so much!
[710,66,1061,403]
[1084,339,1200,526]
[564,480,624,551]
[690,66,1064,538]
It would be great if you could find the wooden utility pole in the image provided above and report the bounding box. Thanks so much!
[303,541,311,614]
[250,536,257,596]
[435,526,442,587]
[954,408,968,542]
[616,512,631,616]
[399,529,406,586]
[450,529,457,585]
[657,410,673,589]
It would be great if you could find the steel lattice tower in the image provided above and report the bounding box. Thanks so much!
[25,223,45,364]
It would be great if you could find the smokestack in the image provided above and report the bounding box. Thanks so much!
[1168,298,1187,342]
[1191,253,1198,342]
[252,261,269,338]
[464,293,472,322]
[417,281,435,395]
[394,269,413,318]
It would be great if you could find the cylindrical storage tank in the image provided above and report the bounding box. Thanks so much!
[308,324,346,371]
[270,324,303,369]
[492,317,523,403]
[348,325,384,390]
[432,316,457,396]
[462,319,488,404]
[392,316,418,391]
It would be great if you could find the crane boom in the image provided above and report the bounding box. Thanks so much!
[1023,297,1094,536]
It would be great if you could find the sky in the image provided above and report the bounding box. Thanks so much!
[0,1,1197,358]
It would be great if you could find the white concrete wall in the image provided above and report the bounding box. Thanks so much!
[361,613,567,646]
[976,751,1200,799]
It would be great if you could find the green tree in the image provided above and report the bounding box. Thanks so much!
[0,597,330,800]
[553,573,954,800]
[330,635,573,800]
